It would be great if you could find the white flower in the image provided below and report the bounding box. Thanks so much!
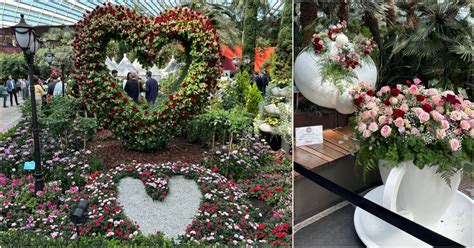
[335,34,349,47]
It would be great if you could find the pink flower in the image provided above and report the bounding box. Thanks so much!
[440,120,449,129]
[394,117,405,127]
[431,110,444,121]
[363,130,372,138]
[369,110,377,119]
[436,129,446,139]
[358,123,367,132]
[450,111,462,121]
[418,111,430,123]
[449,139,461,151]
[436,105,444,113]
[51,232,59,238]
[409,85,419,95]
[368,122,378,132]
[380,125,392,138]
[460,120,470,130]
[410,127,420,136]
[378,115,388,125]
[380,86,390,94]
[413,78,422,85]
[400,103,409,112]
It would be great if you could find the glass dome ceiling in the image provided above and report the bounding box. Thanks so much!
[0,0,284,28]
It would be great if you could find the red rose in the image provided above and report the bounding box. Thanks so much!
[422,103,433,113]
[172,102,177,107]
[391,88,400,97]
[364,49,370,55]
[258,224,265,230]
[355,96,363,105]
[168,95,174,100]
[117,91,122,98]
[416,95,425,102]
[123,98,129,103]
[212,166,218,172]
[384,97,391,106]
[392,109,405,118]
[277,232,288,238]
[405,80,411,86]
[182,82,187,87]
[366,90,375,97]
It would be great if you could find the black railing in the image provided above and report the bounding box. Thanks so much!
[294,163,464,247]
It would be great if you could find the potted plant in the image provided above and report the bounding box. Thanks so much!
[352,78,473,227]
[294,20,377,114]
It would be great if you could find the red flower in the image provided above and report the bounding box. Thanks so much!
[364,49,370,55]
[416,95,425,102]
[123,98,129,103]
[182,82,188,87]
[384,97,391,106]
[274,186,283,192]
[212,166,218,172]
[367,90,375,96]
[392,109,405,118]
[355,96,363,106]
[277,232,288,238]
[422,103,433,113]
[253,185,263,191]
[168,95,174,100]
[391,88,400,97]
[172,102,177,107]
[258,224,265,230]
[117,91,122,98]
[405,80,411,86]
[442,94,460,105]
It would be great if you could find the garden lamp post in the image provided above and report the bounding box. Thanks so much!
[71,198,88,236]
[44,48,54,79]
[11,14,45,193]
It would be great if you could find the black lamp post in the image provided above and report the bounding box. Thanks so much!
[43,49,67,97]
[11,14,44,193]
[44,48,54,79]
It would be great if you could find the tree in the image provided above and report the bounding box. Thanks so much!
[300,2,318,48]
[337,0,350,21]
[273,0,292,80]
[385,0,397,26]
[242,0,258,72]
[0,53,28,80]
[407,0,417,29]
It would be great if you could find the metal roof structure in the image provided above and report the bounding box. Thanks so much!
[0,0,284,28]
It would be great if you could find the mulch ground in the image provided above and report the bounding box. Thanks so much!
[87,137,210,169]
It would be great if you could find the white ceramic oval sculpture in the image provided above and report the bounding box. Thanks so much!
[294,46,377,114]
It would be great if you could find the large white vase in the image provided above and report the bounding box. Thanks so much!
[294,45,377,114]
[378,160,462,227]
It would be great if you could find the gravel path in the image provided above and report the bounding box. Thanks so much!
[117,176,202,241]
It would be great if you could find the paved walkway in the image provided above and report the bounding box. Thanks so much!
[0,97,24,133]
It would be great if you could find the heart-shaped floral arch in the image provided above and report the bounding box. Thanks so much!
[73,3,221,151]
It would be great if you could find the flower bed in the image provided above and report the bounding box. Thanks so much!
[0,161,292,245]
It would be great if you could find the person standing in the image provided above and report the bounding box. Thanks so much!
[34,77,46,108]
[145,71,158,109]
[124,72,140,103]
[53,77,64,97]
[47,77,57,102]
[6,75,19,106]
[0,80,8,108]
[23,76,30,99]
[261,69,271,93]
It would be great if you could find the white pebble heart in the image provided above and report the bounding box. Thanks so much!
[117,176,202,241]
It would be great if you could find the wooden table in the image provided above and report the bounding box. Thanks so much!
[294,127,355,179]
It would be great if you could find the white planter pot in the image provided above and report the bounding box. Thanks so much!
[294,47,377,114]
[259,123,273,133]
[264,104,280,115]
[379,160,462,227]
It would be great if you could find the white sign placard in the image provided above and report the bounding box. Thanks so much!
[295,125,323,147]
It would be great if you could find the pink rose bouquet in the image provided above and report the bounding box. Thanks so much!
[352,78,474,178]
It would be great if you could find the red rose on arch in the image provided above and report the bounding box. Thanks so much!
[422,103,433,113]
[416,95,425,102]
